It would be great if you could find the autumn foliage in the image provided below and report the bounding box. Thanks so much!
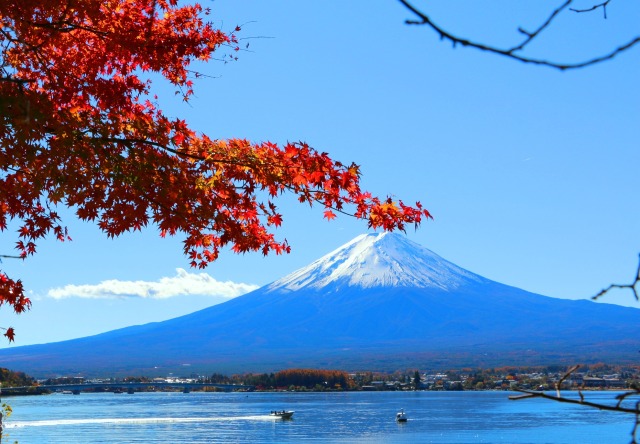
[0,0,431,341]
[274,369,352,389]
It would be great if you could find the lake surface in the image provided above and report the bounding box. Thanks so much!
[3,390,634,443]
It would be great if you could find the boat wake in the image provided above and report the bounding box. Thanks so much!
[8,415,276,428]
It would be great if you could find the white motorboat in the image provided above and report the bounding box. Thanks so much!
[270,410,294,419]
[396,409,407,422]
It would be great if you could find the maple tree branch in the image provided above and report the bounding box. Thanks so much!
[16,0,109,38]
[0,76,33,86]
[591,254,640,301]
[98,136,264,169]
[21,20,108,37]
[396,0,640,70]
[145,0,158,41]
[94,136,379,229]
[94,136,357,208]
[98,136,342,177]
[101,136,188,156]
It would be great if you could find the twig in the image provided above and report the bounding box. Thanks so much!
[396,0,640,70]
[592,254,640,301]
[511,369,640,441]
[570,0,611,18]
[556,364,580,397]
[510,388,640,415]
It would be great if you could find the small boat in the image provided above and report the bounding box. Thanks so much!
[396,409,407,422]
[270,410,294,419]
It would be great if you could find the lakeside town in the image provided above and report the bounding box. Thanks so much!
[2,363,638,395]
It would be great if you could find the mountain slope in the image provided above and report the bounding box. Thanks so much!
[0,233,638,377]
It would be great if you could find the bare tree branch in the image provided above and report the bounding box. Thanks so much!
[592,254,640,301]
[510,366,640,442]
[555,364,580,397]
[512,1,570,52]
[510,388,640,415]
[570,0,611,18]
[397,0,640,70]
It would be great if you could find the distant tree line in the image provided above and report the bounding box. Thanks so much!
[18,362,640,393]
[41,376,85,386]
[0,367,35,387]
[274,369,351,389]
[201,363,640,391]
[211,369,352,390]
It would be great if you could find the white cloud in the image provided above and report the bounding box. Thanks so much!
[48,268,259,300]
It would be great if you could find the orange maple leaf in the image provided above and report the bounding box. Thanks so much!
[323,209,337,221]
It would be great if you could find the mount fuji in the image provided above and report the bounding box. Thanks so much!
[267,232,486,292]
[0,232,638,377]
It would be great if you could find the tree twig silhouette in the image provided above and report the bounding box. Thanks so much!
[592,255,640,302]
[510,366,640,443]
[397,0,640,70]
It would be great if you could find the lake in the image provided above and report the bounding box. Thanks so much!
[3,390,634,443]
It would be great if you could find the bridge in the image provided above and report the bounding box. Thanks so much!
[1,382,254,396]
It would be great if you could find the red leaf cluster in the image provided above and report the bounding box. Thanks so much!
[0,0,431,340]
[0,274,31,341]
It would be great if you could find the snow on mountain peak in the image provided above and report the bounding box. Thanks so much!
[268,232,485,292]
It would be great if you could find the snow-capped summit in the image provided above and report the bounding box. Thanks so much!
[268,232,486,292]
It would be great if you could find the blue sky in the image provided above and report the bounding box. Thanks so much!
[3,1,639,346]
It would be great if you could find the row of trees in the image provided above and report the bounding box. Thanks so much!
[274,369,352,390]
[228,369,353,390]
[204,363,640,391]
[0,367,35,388]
